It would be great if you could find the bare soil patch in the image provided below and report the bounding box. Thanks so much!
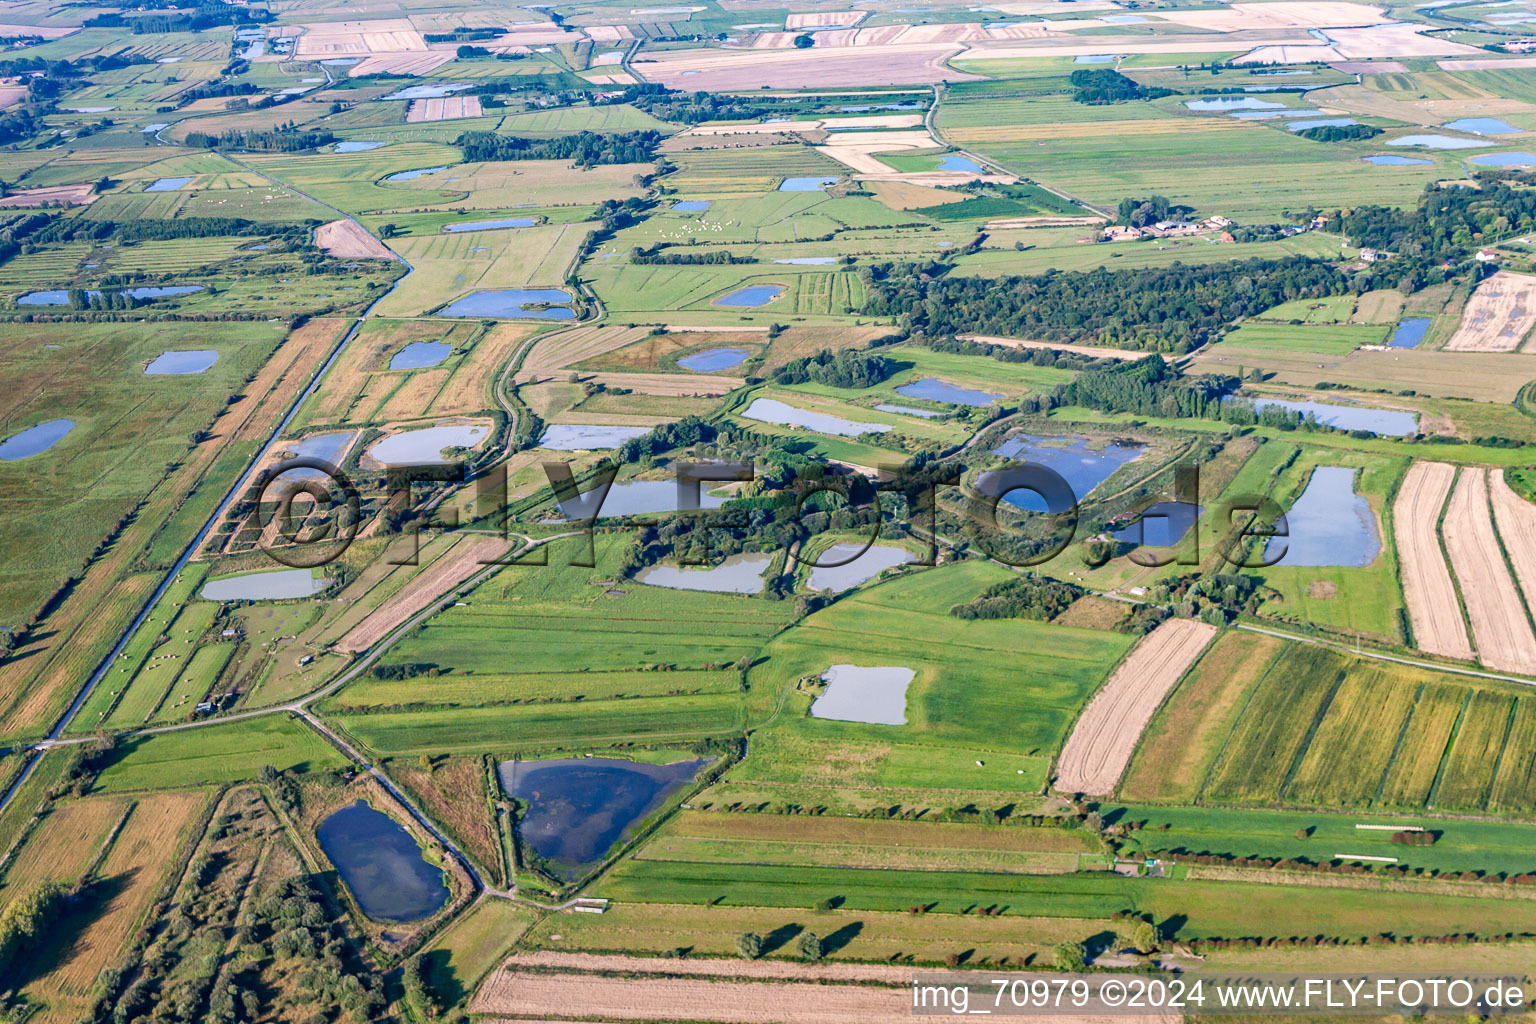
[0,184,97,208]
[337,536,509,653]
[315,219,396,260]
[1393,461,1473,660]
[1445,271,1536,352]
[964,334,1165,362]
[1307,580,1338,599]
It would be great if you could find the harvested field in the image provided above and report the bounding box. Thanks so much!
[1,797,127,889]
[1491,469,1536,613]
[985,216,1104,229]
[868,181,967,210]
[786,11,868,28]
[1444,468,1536,675]
[407,96,483,122]
[964,334,1165,362]
[1327,23,1478,59]
[1149,2,1390,31]
[336,536,509,653]
[816,130,940,175]
[350,53,455,76]
[1394,461,1473,661]
[585,25,634,43]
[519,324,652,378]
[1333,60,1407,73]
[0,87,25,111]
[0,184,96,208]
[294,18,427,56]
[583,72,638,85]
[632,44,981,90]
[1445,272,1536,352]
[583,371,743,395]
[1439,55,1536,71]
[314,219,396,261]
[1055,619,1218,795]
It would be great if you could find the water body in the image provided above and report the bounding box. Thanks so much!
[635,552,773,593]
[1185,97,1284,111]
[439,288,574,318]
[368,423,487,465]
[444,217,535,232]
[145,349,218,375]
[1363,154,1433,165]
[381,83,472,101]
[895,377,1002,406]
[772,256,837,265]
[18,285,203,305]
[1231,108,1322,120]
[321,57,361,65]
[1265,465,1380,567]
[937,154,984,173]
[779,176,837,192]
[274,431,354,479]
[539,424,652,449]
[386,166,449,181]
[987,435,1143,513]
[0,419,73,460]
[839,102,923,112]
[558,479,728,519]
[1100,13,1147,22]
[336,140,384,152]
[673,200,711,211]
[1390,317,1431,348]
[200,568,330,601]
[388,341,451,370]
[1444,117,1518,134]
[499,757,706,879]
[316,802,449,922]
[66,106,115,113]
[677,347,750,371]
[1287,117,1360,130]
[810,664,914,725]
[145,177,193,192]
[141,123,169,133]
[875,403,943,418]
[241,41,264,59]
[1073,54,1117,63]
[1113,500,1202,548]
[741,397,890,437]
[1470,152,1536,166]
[1386,134,1493,149]
[806,543,915,592]
[1241,396,1418,436]
[713,284,783,307]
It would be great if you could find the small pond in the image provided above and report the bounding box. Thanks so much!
[439,288,574,318]
[810,665,914,725]
[986,435,1143,513]
[1073,54,1117,63]
[635,552,774,593]
[1363,154,1432,165]
[937,154,983,173]
[714,284,784,307]
[145,349,218,375]
[1444,117,1518,134]
[146,177,194,192]
[368,423,487,465]
[275,431,353,479]
[1184,97,1284,111]
[741,397,890,437]
[336,141,384,152]
[499,757,707,879]
[1113,500,1202,549]
[19,285,203,305]
[1469,152,1536,166]
[1386,134,1492,149]
[0,419,73,460]
[1240,396,1417,436]
[557,479,727,519]
[381,83,472,101]
[444,217,535,232]
[201,568,330,601]
[386,166,449,182]
[875,403,943,418]
[1287,117,1360,130]
[321,57,361,65]
[772,256,837,265]
[1264,465,1380,567]
[539,424,653,450]
[806,542,915,592]
[673,200,711,211]
[895,377,1002,406]
[779,176,837,192]
[316,801,449,922]
[1389,317,1431,348]
[678,346,750,371]
[141,123,169,133]
[389,341,451,370]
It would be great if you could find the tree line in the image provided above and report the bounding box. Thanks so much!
[455,129,661,166]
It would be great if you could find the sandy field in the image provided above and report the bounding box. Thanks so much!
[315,219,396,260]
[1439,54,1536,71]
[1491,469,1536,614]
[585,371,745,395]
[1393,461,1474,661]
[350,53,456,76]
[0,183,96,207]
[407,95,484,122]
[965,334,1162,361]
[786,11,868,28]
[1446,271,1536,352]
[338,535,509,653]
[520,324,653,377]
[632,44,980,89]
[1055,618,1218,795]
[1444,468,1536,675]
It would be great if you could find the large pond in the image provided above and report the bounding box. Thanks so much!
[875,403,942,418]
[673,200,711,211]
[1240,396,1417,436]
[368,423,487,465]
[275,430,353,479]
[779,177,837,192]
[1287,117,1359,131]
[145,349,218,375]
[810,664,914,725]
[19,285,203,305]
[557,479,728,518]
[806,542,915,592]
[937,154,983,173]
[678,346,750,371]
[1184,97,1284,111]
[316,801,449,922]
[1265,465,1380,567]
[200,568,330,601]
[439,288,574,318]
[1386,134,1492,149]
[146,177,193,192]
[1469,152,1536,167]
[385,166,449,182]
[1113,500,1202,548]
[499,757,707,879]
[772,256,837,265]
[444,217,535,232]
[741,397,890,436]
[1363,154,1432,165]
[986,435,1143,513]
[713,284,783,307]
[895,377,1002,406]
[1444,117,1518,134]
[0,419,73,460]
[636,552,773,593]
[539,424,652,449]
[336,140,384,152]
[1390,317,1431,348]
[389,341,451,370]
[381,83,472,101]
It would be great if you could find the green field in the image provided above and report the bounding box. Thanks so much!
[94,716,348,792]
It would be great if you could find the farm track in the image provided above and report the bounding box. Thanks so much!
[1393,461,1473,661]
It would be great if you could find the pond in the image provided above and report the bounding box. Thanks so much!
[316,801,449,922]
[1113,500,1202,548]
[381,83,472,101]
[1184,97,1284,111]
[875,403,943,418]
[200,568,331,601]
[274,431,354,479]
[321,57,361,65]
[1389,317,1431,348]
[18,285,203,305]
[772,256,837,265]
[388,341,451,370]
[1231,108,1320,120]
[145,349,218,375]
[678,346,750,371]
[539,424,653,449]
[444,217,536,232]
[368,423,488,465]
[986,435,1143,512]
[1287,117,1360,130]
[498,757,707,879]
[1363,154,1432,165]
[557,479,728,518]
[937,154,984,173]
[779,176,837,192]
[806,542,915,592]
[1241,396,1417,436]
[1469,152,1536,167]
[741,397,890,437]
[1074,54,1117,63]
[673,200,711,211]
[336,141,384,152]
[810,665,914,725]
[1265,465,1380,567]
[1444,117,1518,134]
[635,552,774,593]
[385,166,450,182]
[0,419,73,460]
[438,288,575,319]
[1386,134,1492,149]
[146,177,194,192]
[141,123,169,133]
[895,377,1002,406]
[714,284,784,307]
